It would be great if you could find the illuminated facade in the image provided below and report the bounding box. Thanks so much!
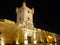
[0,2,60,45]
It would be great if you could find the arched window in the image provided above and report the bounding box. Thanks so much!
[28,11,30,13]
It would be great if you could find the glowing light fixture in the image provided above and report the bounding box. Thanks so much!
[1,38,5,45]
[24,40,28,44]
[48,36,52,39]
[16,39,19,44]
[16,34,19,44]
[50,43,53,45]
[34,40,37,44]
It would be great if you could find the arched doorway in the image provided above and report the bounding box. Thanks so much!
[27,36,31,43]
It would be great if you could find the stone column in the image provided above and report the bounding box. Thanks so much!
[39,30,43,42]
[24,31,28,44]
[31,32,34,43]
[33,30,37,44]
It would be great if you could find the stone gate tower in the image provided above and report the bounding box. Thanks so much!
[16,2,34,27]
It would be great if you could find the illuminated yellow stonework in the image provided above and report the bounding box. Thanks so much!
[0,2,60,45]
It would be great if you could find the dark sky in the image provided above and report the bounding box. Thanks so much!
[0,0,59,34]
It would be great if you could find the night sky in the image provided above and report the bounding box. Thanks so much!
[0,0,59,34]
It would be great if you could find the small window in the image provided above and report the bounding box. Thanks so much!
[20,17,21,20]
[0,32,1,34]
[20,10,21,12]
[28,11,30,13]
[28,18,30,20]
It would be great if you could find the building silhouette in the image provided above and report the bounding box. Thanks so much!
[0,2,60,45]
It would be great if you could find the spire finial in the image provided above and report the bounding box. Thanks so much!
[23,2,26,7]
[23,0,26,7]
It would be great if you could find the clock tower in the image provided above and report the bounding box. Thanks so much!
[16,2,34,27]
